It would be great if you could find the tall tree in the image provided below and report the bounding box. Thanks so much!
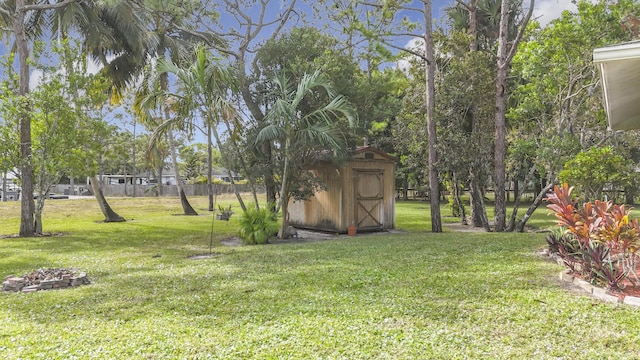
[492,0,534,231]
[136,45,253,212]
[205,0,300,208]
[0,0,148,235]
[353,0,442,232]
[130,1,223,215]
[256,70,356,238]
[507,0,640,231]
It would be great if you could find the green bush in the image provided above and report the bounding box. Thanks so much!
[237,205,279,245]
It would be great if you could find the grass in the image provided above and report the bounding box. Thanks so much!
[0,196,639,358]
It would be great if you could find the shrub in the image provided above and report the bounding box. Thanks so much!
[545,183,640,290]
[237,205,279,245]
[546,183,640,289]
[558,147,633,201]
[546,231,581,274]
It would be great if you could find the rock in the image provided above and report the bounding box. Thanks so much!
[574,278,594,294]
[623,295,640,307]
[21,285,39,293]
[592,287,621,304]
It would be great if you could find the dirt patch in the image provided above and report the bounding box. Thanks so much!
[221,228,404,246]
[187,253,219,260]
[0,232,65,239]
[444,223,486,232]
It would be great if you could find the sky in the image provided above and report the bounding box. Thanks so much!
[4,0,582,88]
[1,0,583,143]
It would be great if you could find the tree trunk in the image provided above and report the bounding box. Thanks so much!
[157,167,163,196]
[122,160,128,197]
[34,197,44,234]
[15,0,35,237]
[469,0,478,52]
[516,182,554,232]
[507,164,536,231]
[236,59,277,208]
[2,171,6,202]
[222,118,260,209]
[402,173,409,201]
[494,0,535,231]
[264,160,277,209]
[424,1,442,233]
[210,124,247,213]
[89,175,125,222]
[468,169,488,229]
[470,178,491,231]
[132,123,137,198]
[167,127,197,216]
[207,124,214,211]
[493,0,510,232]
[625,186,635,205]
[277,142,291,239]
[452,173,467,225]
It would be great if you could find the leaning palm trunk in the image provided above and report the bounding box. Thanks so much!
[207,125,214,211]
[506,164,537,231]
[222,118,260,209]
[277,142,291,238]
[515,181,554,233]
[167,126,197,216]
[210,122,247,213]
[89,175,125,222]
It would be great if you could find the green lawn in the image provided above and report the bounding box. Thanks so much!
[0,196,639,359]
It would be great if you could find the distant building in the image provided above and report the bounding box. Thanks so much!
[96,174,150,186]
[1,172,20,201]
[212,168,244,183]
[93,172,180,186]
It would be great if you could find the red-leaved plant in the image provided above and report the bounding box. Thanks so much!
[545,183,640,290]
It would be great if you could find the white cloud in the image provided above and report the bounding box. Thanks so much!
[533,0,600,27]
[396,37,425,73]
[29,56,106,90]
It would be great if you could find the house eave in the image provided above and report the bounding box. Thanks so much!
[594,41,640,131]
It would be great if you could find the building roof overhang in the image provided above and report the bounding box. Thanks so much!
[594,40,640,130]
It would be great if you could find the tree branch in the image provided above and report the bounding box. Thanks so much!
[358,1,423,13]
[0,5,10,16]
[504,0,535,66]
[387,32,424,38]
[455,0,471,11]
[379,38,426,61]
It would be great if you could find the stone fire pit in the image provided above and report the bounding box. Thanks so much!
[3,268,89,293]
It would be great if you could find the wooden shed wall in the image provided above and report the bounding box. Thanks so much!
[288,150,395,233]
[288,165,344,232]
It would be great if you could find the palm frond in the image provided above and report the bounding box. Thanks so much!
[303,95,357,127]
[255,123,286,144]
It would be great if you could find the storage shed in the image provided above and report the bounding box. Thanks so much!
[288,146,396,233]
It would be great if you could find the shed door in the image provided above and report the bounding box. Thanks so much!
[354,170,384,230]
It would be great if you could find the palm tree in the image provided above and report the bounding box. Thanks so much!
[131,1,225,216]
[138,44,256,213]
[256,70,357,238]
[0,0,150,234]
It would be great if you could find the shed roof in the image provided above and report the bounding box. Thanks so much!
[593,40,640,130]
[354,146,398,162]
